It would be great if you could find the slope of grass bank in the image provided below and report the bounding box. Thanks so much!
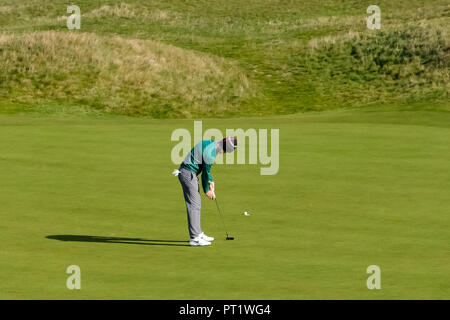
[300,25,449,109]
[0,31,253,118]
[0,0,449,117]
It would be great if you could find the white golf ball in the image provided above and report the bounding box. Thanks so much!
[244,211,250,216]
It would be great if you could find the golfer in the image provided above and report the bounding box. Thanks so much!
[175,137,237,246]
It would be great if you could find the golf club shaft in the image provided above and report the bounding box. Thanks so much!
[214,198,229,238]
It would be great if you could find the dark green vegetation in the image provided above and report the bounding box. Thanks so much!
[0,0,448,117]
[1,111,449,299]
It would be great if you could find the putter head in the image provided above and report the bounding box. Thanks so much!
[226,237,234,240]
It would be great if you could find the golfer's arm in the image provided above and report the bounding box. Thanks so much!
[201,164,214,193]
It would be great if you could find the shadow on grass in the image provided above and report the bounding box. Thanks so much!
[46,235,190,247]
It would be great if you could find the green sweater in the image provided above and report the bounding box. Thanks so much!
[179,140,216,193]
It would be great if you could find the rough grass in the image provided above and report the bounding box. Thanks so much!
[303,25,449,108]
[87,3,176,22]
[0,31,252,118]
[0,0,449,117]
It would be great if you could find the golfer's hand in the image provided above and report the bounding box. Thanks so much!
[206,190,215,200]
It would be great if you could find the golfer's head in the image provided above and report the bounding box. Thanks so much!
[222,137,237,153]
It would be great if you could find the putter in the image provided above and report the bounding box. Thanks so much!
[214,196,234,240]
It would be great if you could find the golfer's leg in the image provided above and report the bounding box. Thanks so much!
[179,170,202,238]
[186,180,201,238]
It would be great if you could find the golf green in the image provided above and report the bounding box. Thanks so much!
[1,110,449,299]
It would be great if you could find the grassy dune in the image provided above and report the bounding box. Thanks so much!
[0,0,449,117]
[303,25,449,108]
[0,31,252,118]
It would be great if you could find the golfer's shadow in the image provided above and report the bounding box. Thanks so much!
[46,235,190,247]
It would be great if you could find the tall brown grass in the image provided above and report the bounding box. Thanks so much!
[0,31,252,117]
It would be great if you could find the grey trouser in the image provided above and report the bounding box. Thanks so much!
[178,168,202,238]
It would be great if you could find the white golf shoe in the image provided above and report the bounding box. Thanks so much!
[189,236,211,247]
[200,232,214,242]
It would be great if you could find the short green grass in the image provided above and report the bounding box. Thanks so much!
[1,110,449,299]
